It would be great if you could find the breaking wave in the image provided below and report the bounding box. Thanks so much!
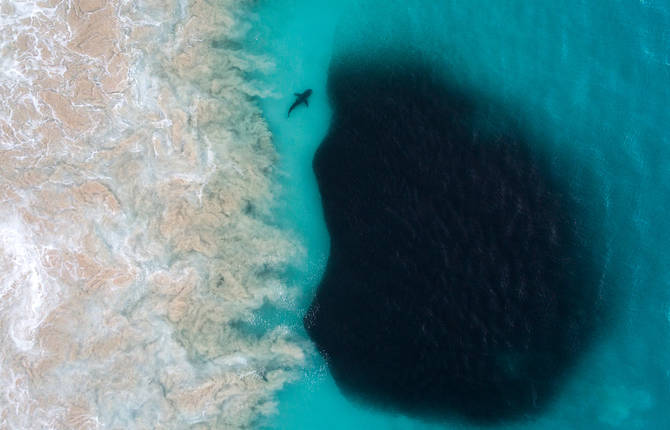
[0,0,302,428]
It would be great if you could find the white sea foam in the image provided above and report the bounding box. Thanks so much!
[0,218,57,353]
[0,0,303,428]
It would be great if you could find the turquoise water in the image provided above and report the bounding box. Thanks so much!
[247,0,670,428]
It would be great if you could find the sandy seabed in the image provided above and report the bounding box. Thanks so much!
[0,0,304,428]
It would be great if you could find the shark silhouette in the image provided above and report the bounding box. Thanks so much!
[288,89,312,117]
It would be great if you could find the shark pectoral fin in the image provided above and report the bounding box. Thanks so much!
[304,99,309,106]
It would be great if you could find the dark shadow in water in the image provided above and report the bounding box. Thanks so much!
[304,55,605,424]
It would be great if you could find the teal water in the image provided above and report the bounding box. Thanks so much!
[247,0,670,428]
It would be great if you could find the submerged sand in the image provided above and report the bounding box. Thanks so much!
[0,0,303,428]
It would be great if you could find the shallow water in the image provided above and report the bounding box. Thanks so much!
[249,0,670,428]
[0,1,303,428]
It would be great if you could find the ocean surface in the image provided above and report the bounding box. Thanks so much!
[248,0,670,428]
[0,0,668,428]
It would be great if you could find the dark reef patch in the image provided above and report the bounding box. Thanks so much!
[304,57,600,423]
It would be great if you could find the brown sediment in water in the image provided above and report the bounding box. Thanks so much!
[0,0,302,428]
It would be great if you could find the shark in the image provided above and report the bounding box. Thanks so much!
[288,89,312,117]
